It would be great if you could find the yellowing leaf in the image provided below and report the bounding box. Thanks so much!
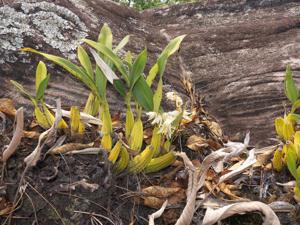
[35,61,47,93]
[272,148,283,172]
[294,131,300,159]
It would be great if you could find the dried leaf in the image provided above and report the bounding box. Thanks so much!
[2,107,24,162]
[143,186,182,198]
[186,135,207,151]
[202,201,281,225]
[49,143,94,154]
[23,130,40,139]
[218,149,256,184]
[0,98,16,116]
[219,183,246,200]
[24,99,62,167]
[149,200,168,225]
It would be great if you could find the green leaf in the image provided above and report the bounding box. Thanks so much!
[153,78,163,112]
[146,35,186,84]
[289,113,300,124]
[157,53,168,77]
[285,65,299,103]
[113,79,126,97]
[287,144,298,179]
[35,61,47,93]
[10,80,36,105]
[90,48,126,97]
[98,23,113,50]
[82,39,129,84]
[292,99,300,113]
[130,49,147,89]
[161,35,186,58]
[95,66,107,99]
[36,74,50,101]
[114,35,130,53]
[297,166,300,182]
[132,77,154,111]
[146,63,158,86]
[77,45,93,79]
[21,48,98,96]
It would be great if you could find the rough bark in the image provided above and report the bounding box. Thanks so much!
[1,0,300,144]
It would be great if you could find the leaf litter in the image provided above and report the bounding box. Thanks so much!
[0,89,298,225]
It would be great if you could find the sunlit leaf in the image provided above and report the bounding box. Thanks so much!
[287,144,298,179]
[114,35,130,53]
[146,63,158,86]
[35,61,47,93]
[77,45,93,78]
[291,99,300,113]
[21,48,97,95]
[98,23,113,50]
[153,78,163,112]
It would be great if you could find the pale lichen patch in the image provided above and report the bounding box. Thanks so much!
[0,1,89,64]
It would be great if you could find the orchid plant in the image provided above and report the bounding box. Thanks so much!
[13,23,187,174]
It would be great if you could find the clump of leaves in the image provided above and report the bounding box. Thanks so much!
[18,23,187,174]
[10,61,68,129]
[272,65,300,201]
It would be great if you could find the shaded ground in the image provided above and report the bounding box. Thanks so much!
[0,112,299,225]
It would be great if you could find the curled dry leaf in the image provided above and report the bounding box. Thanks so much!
[148,200,168,225]
[2,107,24,162]
[203,120,223,137]
[218,149,256,184]
[49,143,94,154]
[202,201,280,225]
[143,186,182,198]
[24,99,62,167]
[141,186,185,209]
[0,98,16,116]
[186,135,207,151]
